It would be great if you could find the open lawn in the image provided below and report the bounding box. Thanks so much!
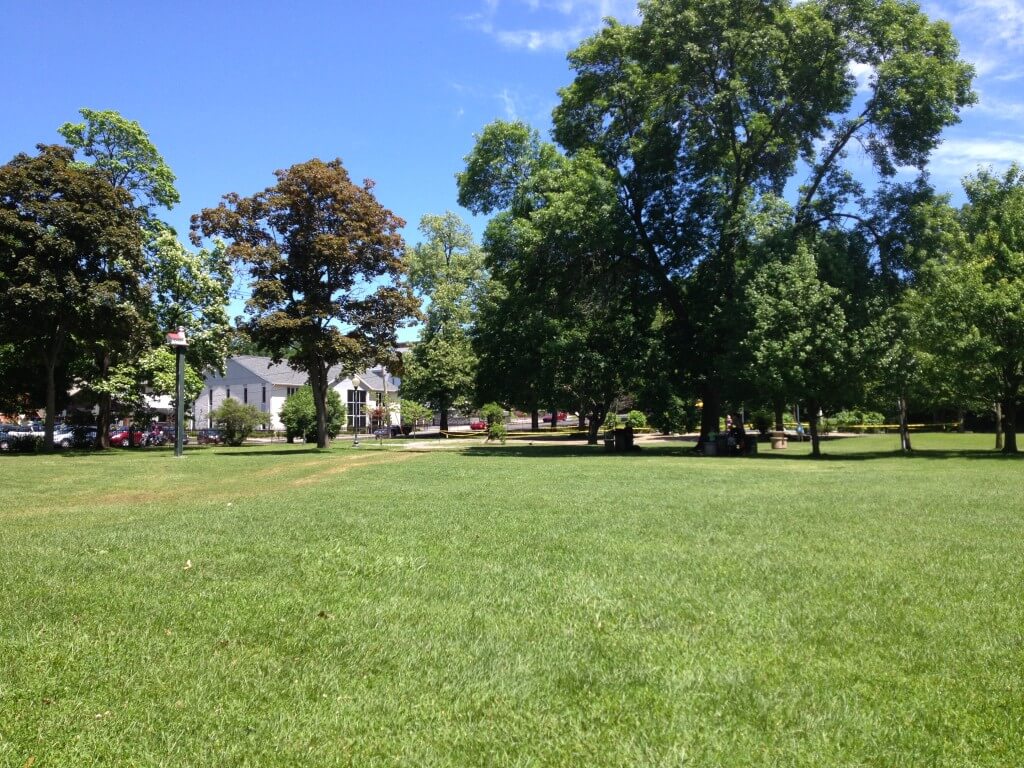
[2,434,1022,766]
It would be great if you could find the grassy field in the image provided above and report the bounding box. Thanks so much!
[1,434,1021,766]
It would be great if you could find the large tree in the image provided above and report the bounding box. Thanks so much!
[401,213,483,431]
[550,0,975,442]
[58,108,184,445]
[909,165,1024,454]
[192,158,418,448]
[0,145,144,448]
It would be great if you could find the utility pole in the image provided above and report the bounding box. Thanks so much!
[166,326,189,458]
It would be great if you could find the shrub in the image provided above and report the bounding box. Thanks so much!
[279,386,345,442]
[602,411,618,432]
[479,402,505,426]
[833,409,885,432]
[400,400,433,433]
[625,410,648,429]
[487,422,507,444]
[212,398,267,446]
[751,409,773,435]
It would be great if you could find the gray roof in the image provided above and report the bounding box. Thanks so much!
[231,356,310,386]
[230,356,396,391]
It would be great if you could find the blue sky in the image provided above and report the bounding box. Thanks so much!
[2,0,1021,292]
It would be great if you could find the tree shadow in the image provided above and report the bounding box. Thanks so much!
[463,442,1020,461]
[212,447,331,456]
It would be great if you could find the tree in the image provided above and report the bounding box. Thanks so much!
[909,165,1024,454]
[58,108,183,446]
[211,398,266,446]
[0,145,144,449]
[399,399,433,434]
[550,0,975,443]
[400,213,483,431]
[192,158,419,448]
[280,385,345,442]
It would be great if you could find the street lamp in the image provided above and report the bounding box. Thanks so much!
[166,326,188,458]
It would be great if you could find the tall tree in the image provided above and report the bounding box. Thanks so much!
[909,165,1024,454]
[0,145,144,448]
[551,0,974,443]
[58,108,182,445]
[192,158,418,448]
[401,213,483,430]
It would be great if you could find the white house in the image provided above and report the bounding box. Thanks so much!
[194,355,401,431]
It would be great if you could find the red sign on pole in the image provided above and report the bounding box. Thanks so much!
[166,327,188,348]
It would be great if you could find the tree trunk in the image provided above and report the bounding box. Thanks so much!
[550,409,558,430]
[43,354,58,453]
[531,409,539,431]
[698,385,720,446]
[1001,397,1018,454]
[93,348,113,449]
[808,399,822,458]
[898,395,912,453]
[773,399,785,432]
[310,363,329,449]
[994,402,1003,451]
[439,400,449,432]
[587,406,603,445]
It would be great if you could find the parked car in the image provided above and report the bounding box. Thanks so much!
[109,427,152,447]
[469,419,487,430]
[195,428,224,445]
[53,427,76,449]
[1,425,32,452]
[541,411,569,423]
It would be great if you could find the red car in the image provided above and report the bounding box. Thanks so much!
[469,419,487,430]
[109,427,157,447]
[541,411,568,423]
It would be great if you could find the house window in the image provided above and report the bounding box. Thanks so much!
[262,386,266,404]
[347,389,367,429]
[243,387,248,404]
[208,389,213,407]
[226,387,231,400]
[286,386,298,397]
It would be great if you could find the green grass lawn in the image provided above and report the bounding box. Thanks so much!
[2,434,1022,766]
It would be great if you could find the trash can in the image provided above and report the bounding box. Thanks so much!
[771,431,788,449]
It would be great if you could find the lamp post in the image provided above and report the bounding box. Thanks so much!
[166,326,188,458]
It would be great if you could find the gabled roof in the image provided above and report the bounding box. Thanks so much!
[352,369,401,393]
[231,356,317,386]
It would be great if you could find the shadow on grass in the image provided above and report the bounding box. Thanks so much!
[462,442,1019,461]
[211,447,330,456]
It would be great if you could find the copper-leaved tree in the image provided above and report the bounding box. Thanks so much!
[191,159,419,448]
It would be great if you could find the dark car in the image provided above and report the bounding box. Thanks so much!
[0,425,33,452]
[196,428,224,445]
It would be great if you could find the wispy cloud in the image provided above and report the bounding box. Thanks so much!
[496,88,519,119]
[928,136,1024,178]
[464,0,640,53]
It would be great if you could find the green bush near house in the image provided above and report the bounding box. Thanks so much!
[211,397,268,445]
[279,386,344,442]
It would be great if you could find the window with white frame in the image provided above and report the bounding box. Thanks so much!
[347,389,367,429]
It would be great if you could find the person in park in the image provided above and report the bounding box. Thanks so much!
[728,416,747,455]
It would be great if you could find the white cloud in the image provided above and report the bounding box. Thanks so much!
[928,137,1024,178]
[497,88,519,119]
[847,61,875,93]
[974,93,1024,119]
[465,0,639,53]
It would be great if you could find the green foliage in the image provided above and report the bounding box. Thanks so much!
[648,396,697,435]
[487,422,507,444]
[751,409,774,436]
[192,158,419,448]
[58,107,180,217]
[602,411,618,431]
[625,410,647,429]
[479,402,505,426]
[279,386,344,442]
[0,144,145,444]
[211,397,267,446]
[833,410,885,431]
[402,213,482,428]
[399,400,433,433]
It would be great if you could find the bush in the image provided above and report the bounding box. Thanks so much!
[751,409,773,435]
[400,400,433,433]
[648,396,698,434]
[833,409,885,432]
[479,402,505,426]
[279,386,344,442]
[625,410,648,429]
[487,422,507,444]
[212,398,267,446]
[602,411,618,432]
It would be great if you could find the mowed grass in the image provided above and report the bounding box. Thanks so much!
[1,434,1022,766]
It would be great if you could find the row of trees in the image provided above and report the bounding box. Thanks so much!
[402,0,1022,456]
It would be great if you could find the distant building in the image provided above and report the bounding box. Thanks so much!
[194,355,401,431]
